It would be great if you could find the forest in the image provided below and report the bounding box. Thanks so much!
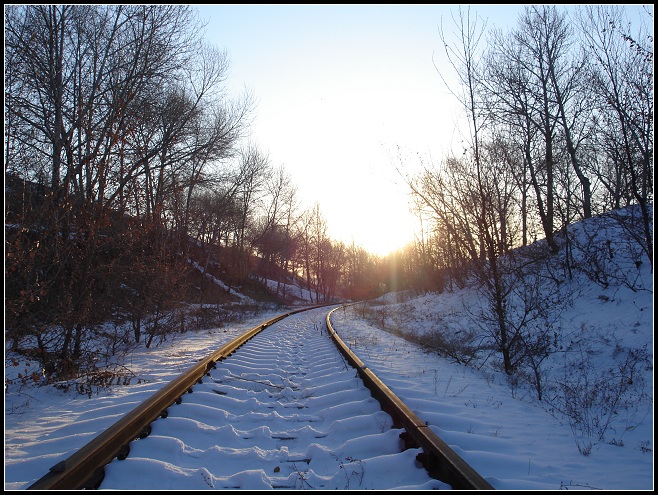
[4,5,653,381]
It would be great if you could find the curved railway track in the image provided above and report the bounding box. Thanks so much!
[27,305,493,490]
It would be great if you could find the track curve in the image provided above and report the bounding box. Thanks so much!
[27,305,493,490]
[98,306,446,490]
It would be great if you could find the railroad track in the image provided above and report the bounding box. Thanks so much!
[27,305,493,490]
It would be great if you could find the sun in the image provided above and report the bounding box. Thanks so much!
[327,181,419,257]
[358,209,417,257]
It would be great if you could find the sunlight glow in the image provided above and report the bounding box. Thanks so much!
[257,74,442,256]
[328,176,420,257]
[193,5,478,255]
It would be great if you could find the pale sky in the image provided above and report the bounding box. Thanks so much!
[193,4,650,255]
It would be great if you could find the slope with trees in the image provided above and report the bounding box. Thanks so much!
[5,5,651,398]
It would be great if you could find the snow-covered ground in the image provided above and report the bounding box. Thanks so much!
[5,207,654,490]
[188,259,256,303]
[264,278,316,304]
[330,293,653,490]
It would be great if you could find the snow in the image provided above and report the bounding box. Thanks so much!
[188,259,256,303]
[264,279,317,305]
[4,207,654,490]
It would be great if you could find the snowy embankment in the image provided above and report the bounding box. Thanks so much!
[328,205,654,490]
[330,296,653,491]
[5,206,653,490]
[187,259,255,303]
[264,278,316,304]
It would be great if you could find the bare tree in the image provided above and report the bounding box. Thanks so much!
[437,6,490,259]
[251,165,302,297]
[4,5,251,378]
[409,6,562,376]
[577,5,653,270]
[343,242,382,300]
[536,6,594,220]
[296,202,341,302]
[226,143,271,289]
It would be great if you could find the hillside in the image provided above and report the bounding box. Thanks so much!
[5,205,653,490]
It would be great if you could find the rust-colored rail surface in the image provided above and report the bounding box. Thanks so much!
[325,306,494,490]
[27,306,322,490]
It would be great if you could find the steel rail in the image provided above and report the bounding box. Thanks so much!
[27,305,329,490]
[325,306,494,490]
[27,303,493,490]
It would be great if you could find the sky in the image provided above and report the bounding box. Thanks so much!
[192,4,651,256]
[192,4,531,256]
[5,205,653,490]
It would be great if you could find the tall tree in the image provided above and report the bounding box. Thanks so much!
[535,5,594,220]
[577,5,653,270]
[4,5,251,376]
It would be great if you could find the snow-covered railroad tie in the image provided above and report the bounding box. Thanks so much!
[27,306,492,490]
[100,307,445,490]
